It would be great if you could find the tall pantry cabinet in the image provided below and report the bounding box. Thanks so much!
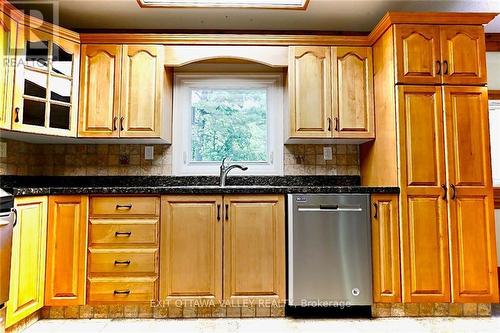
[361,22,498,303]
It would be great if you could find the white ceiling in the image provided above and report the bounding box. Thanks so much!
[12,0,500,33]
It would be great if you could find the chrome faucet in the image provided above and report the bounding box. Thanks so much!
[219,157,248,187]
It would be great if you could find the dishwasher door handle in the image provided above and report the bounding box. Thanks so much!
[297,207,363,212]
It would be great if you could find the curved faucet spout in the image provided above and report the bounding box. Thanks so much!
[219,158,248,187]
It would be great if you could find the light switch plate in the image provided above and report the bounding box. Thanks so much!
[323,146,333,160]
[0,142,6,158]
[145,146,154,160]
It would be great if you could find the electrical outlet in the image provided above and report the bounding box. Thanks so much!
[0,142,6,158]
[323,146,333,160]
[145,146,154,160]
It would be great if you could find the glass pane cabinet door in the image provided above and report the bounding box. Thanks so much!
[12,26,79,137]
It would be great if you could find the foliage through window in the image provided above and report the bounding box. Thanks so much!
[191,88,268,162]
[173,73,283,175]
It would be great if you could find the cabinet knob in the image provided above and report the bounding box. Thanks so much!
[436,61,441,75]
[327,117,331,131]
[115,231,132,237]
[441,184,447,201]
[450,184,456,200]
[443,60,449,75]
[113,116,118,131]
[373,203,378,219]
[334,117,339,131]
[113,289,130,295]
[120,116,124,131]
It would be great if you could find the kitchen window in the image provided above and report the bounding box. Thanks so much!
[172,73,284,175]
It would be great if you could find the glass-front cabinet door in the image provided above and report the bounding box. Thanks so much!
[0,12,17,130]
[12,25,79,137]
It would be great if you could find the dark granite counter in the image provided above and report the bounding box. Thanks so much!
[0,176,399,196]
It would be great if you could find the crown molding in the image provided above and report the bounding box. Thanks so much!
[0,0,80,42]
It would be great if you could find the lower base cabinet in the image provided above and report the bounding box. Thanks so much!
[160,195,285,306]
[45,196,88,306]
[371,194,401,303]
[6,197,48,328]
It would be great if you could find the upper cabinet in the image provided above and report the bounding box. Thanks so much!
[288,46,374,142]
[79,44,170,140]
[439,26,487,85]
[0,12,16,130]
[332,47,374,139]
[394,24,487,85]
[288,46,332,138]
[12,25,80,136]
[78,44,121,138]
[394,25,441,85]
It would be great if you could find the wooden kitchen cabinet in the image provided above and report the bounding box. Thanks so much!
[120,45,164,138]
[160,196,223,303]
[397,85,451,303]
[288,46,332,138]
[159,195,285,305]
[444,86,499,303]
[223,195,285,305]
[78,44,122,138]
[440,26,487,85]
[394,25,441,85]
[11,25,80,137]
[45,196,88,306]
[0,12,16,130]
[371,194,400,303]
[332,47,374,139]
[79,44,170,140]
[394,24,486,85]
[87,196,160,304]
[6,197,48,328]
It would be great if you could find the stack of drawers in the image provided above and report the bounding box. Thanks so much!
[87,196,160,303]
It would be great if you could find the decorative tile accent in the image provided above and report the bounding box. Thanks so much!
[0,139,359,177]
[372,303,492,318]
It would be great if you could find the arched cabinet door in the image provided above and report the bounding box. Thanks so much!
[332,47,374,139]
[288,46,332,138]
[120,45,163,138]
[440,26,487,85]
[78,44,122,138]
[394,25,441,85]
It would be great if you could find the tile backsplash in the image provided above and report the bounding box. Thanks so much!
[0,139,359,176]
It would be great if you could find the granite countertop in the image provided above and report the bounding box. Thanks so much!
[0,176,399,196]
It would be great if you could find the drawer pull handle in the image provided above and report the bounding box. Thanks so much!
[116,204,133,210]
[114,289,130,295]
[115,231,132,237]
[114,260,131,265]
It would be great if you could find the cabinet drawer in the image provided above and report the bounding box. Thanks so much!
[88,278,156,303]
[89,221,158,245]
[90,197,159,217]
[89,249,157,275]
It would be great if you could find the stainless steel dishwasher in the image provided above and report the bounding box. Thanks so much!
[288,194,372,306]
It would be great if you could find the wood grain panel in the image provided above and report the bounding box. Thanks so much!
[120,45,163,138]
[160,195,222,303]
[440,26,487,85]
[332,46,374,139]
[90,196,160,217]
[223,195,285,305]
[402,196,450,302]
[288,46,332,138]
[394,25,441,84]
[88,277,157,303]
[89,219,158,246]
[79,44,121,137]
[0,12,16,130]
[45,196,88,306]
[88,248,157,275]
[371,194,401,303]
[444,86,499,302]
[6,197,48,328]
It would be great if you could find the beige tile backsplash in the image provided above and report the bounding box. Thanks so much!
[0,139,359,176]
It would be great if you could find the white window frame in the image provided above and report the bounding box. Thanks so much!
[172,73,284,176]
[489,99,500,186]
